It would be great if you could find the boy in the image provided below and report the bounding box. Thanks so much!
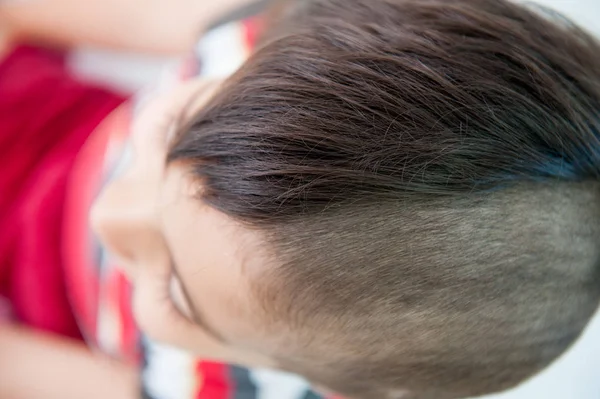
[3,0,600,398]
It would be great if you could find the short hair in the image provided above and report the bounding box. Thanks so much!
[168,0,600,398]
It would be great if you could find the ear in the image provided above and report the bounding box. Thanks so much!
[170,275,194,319]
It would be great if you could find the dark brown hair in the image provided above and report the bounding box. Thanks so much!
[169,0,600,398]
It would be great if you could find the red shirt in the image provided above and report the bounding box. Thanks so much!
[0,45,126,339]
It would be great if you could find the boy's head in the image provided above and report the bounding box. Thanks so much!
[92,0,600,398]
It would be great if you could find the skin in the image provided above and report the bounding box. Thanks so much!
[0,2,333,396]
[0,0,255,54]
[0,79,275,399]
[90,80,277,368]
[0,2,259,398]
[0,324,137,399]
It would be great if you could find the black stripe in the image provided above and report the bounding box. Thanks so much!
[140,385,159,399]
[140,337,159,399]
[230,365,258,399]
[206,0,273,32]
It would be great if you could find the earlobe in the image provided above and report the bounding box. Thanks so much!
[130,262,202,351]
[138,269,277,369]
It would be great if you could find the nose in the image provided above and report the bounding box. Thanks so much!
[90,175,161,272]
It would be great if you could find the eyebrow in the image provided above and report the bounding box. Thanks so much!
[170,259,229,345]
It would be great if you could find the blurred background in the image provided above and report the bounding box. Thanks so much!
[68,0,600,93]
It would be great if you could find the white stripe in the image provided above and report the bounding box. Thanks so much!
[143,338,197,399]
[196,22,249,78]
[249,368,312,399]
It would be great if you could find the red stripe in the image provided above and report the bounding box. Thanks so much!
[62,102,132,345]
[242,17,264,51]
[178,56,201,81]
[195,361,232,399]
[116,270,139,363]
[62,108,112,339]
